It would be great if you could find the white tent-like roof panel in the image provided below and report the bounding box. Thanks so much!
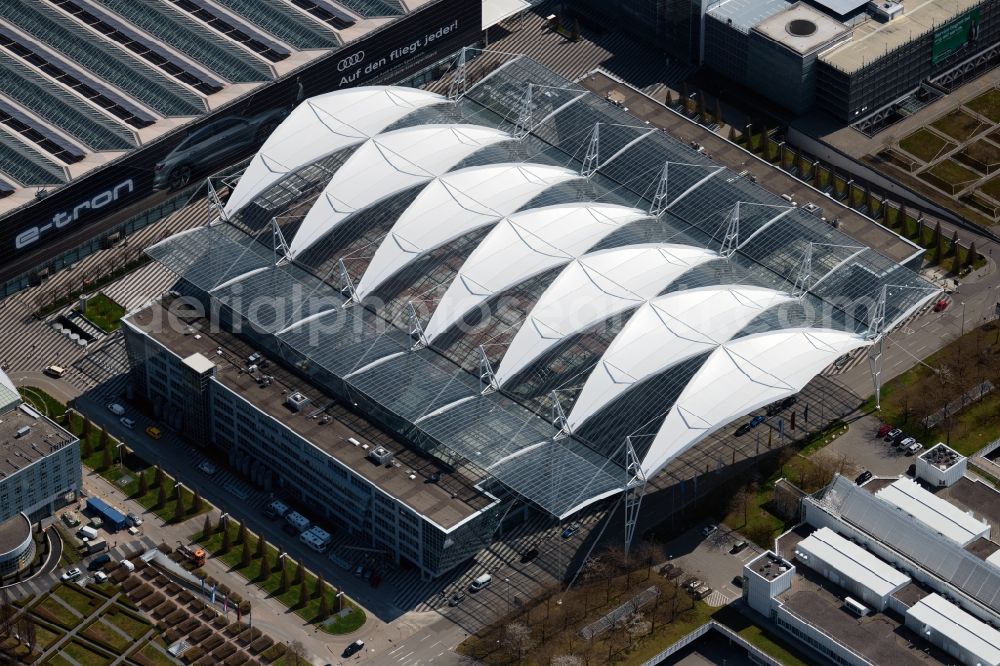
[225,87,446,217]
[875,478,990,546]
[795,527,909,602]
[907,594,1000,666]
[641,328,868,476]
[567,286,794,432]
[356,164,580,301]
[494,244,718,387]
[424,203,649,342]
[288,124,512,258]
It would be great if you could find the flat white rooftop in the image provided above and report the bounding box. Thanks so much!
[907,593,1000,666]
[796,526,909,598]
[875,477,989,546]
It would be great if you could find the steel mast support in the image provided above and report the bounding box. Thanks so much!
[791,243,813,298]
[581,123,600,177]
[478,345,498,394]
[337,258,357,305]
[447,47,467,100]
[270,218,291,266]
[513,83,533,139]
[867,284,887,410]
[720,202,741,259]
[550,390,570,437]
[624,436,647,553]
[406,301,427,350]
[206,178,228,223]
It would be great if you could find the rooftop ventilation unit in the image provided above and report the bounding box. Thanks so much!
[15,426,30,438]
[870,0,904,21]
[368,446,393,465]
[285,391,310,412]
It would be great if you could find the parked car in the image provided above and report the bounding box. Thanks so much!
[88,554,112,571]
[685,578,703,590]
[702,524,717,537]
[749,415,766,428]
[898,436,917,450]
[94,571,109,583]
[855,470,873,485]
[734,423,752,436]
[107,403,125,416]
[198,461,217,475]
[145,426,162,439]
[877,423,893,438]
[342,640,364,658]
[906,442,923,455]
[885,428,903,442]
[933,299,950,312]
[354,563,364,577]
[126,513,142,527]
[561,524,580,539]
[61,567,82,581]
[120,417,135,429]
[731,540,748,554]
[448,592,465,606]
[44,365,66,378]
[520,548,539,563]
[694,585,713,600]
[732,575,744,588]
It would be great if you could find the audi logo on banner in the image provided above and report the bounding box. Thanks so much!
[337,51,365,71]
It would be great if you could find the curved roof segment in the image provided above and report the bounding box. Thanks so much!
[567,286,794,432]
[495,244,718,386]
[288,124,512,258]
[424,203,649,342]
[225,87,446,217]
[355,164,579,301]
[641,328,869,476]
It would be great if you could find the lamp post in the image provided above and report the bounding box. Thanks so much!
[961,301,967,336]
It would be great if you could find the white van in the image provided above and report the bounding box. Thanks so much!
[44,365,66,378]
[77,525,99,540]
[844,596,870,617]
[107,403,125,416]
[469,574,492,592]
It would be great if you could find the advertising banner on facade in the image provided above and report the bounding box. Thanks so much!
[932,8,982,64]
[0,0,481,275]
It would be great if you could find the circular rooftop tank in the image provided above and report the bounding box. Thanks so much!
[786,19,817,37]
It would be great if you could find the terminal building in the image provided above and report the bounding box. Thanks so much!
[743,471,1000,665]
[0,371,81,524]
[128,56,935,576]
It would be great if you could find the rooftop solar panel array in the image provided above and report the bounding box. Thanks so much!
[169,0,291,62]
[287,0,356,29]
[54,0,225,94]
[0,97,86,163]
[334,0,405,17]
[1,0,204,118]
[93,0,273,83]
[210,0,340,49]
[0,50,134,151]
[0,126,67,185]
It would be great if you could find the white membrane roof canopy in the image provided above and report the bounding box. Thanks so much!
[567,285,794,432]
[289,124,512,257]
[641,327,868,475]
[225,87,446,217]
[494,244,719,386]
[424,203,650,342]
[356,164,580,301]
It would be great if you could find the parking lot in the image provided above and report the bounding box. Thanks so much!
[823,415,926,478]
[660,523,762,608]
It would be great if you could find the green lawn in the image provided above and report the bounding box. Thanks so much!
[898,128,955,163]
[79,293,126,332]
[932,108,988,142]
[53,584,100,617]
[34,623,62,650]
[958,139,1000,173]
[61,639,113,666]
[18,387,67,423]
[923,159,980,187]
[136,642,177,666]
[713,606,812,666]
[965,88,1000,123]
[32,596,83,630]
[623,602,716,665]
[103,606,150,639]
[980,173,1000,200]
[81,619,133,653]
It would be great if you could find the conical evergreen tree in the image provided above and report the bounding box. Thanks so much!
[298,581,309,609]
[202,515,212,540]
[968,242,979,270]
[279,566,290,594]
[314,575,325,600]
[221,526,232,554]
[138,470,149,497]
[241,541,252,568]
[951,230,960,258]
[319,591,330,620]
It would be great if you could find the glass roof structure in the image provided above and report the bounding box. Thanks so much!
[210,0,341,49]
[147,56,937,519]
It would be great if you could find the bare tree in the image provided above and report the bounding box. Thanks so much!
[288,640,307,665]
[502,622,534,661]
[552,655,583,666]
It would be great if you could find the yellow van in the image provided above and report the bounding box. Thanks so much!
[145,426,162,439]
